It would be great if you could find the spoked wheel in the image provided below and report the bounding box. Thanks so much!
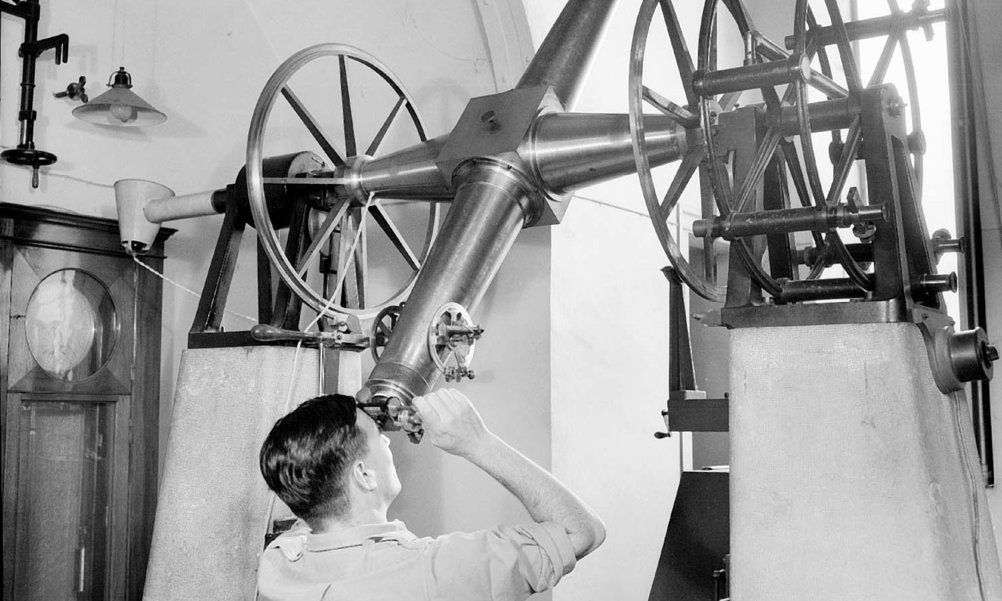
[790,0,926,289]
[693,0,855,300]
[630,0,727,302]
[247,44,441,320]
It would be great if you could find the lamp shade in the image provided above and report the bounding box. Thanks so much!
[73,67,166,127]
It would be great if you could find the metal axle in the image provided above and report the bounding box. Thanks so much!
[693,203,888,241]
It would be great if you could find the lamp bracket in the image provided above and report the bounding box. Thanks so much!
[0,0,71,189]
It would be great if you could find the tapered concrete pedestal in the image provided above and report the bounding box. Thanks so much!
[730,322,1002,600]
[143,346,319,601]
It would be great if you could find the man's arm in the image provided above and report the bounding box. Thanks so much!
[412,388,606,558]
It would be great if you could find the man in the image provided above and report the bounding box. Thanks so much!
[257,387,605,600]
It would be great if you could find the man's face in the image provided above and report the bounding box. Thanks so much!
[357,409,402,504]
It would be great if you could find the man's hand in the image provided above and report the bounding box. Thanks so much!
[412,389,492,458]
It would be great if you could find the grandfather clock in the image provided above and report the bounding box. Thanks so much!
[0,203,173,601]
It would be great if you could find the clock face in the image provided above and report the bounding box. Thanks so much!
[24,269,119,381]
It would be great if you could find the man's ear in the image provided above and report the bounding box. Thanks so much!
[352,460,377,492]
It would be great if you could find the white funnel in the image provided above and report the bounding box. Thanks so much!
[114,179,174,255]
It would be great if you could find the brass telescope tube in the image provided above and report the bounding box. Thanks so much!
[360,160,535,405]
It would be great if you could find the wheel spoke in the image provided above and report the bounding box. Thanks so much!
[698,163,718,283]
[824,0,862,91]
[828,230,873,289]
[643,86,698,126]
[723,0,757,35]
[365,95,406,157]
[659,148,701,220]
[369,203,422,271]
[296,200,351,276]
[353,210,367,308]
[658,0,697,105]
[897,11,923,199]
[281,85,346,168]
[780,139,826,248]
[868,33,899,87]
[755,33,848,99]
[734,127,782,213]
[339,56,357,157]
[824,116,862,206]
[336,208,365,308]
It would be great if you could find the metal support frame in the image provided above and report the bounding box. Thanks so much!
[713,85,947,328]
[662,267,728,434]
[187,155,324,348]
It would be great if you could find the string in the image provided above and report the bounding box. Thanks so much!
[132,255,258,324]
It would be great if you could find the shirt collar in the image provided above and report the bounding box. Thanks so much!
[306,520,415,552]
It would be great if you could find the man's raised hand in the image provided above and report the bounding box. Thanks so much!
[412,389,492,458]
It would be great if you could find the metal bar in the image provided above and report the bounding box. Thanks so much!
[517,0,618,108]
[664,267,696,393]
[190,202,245,334]
[353,135,452,200]
[783,8,948,49]
[529,112,687,195]
[272,201,309,329]
[755,35,848,98]
[257,238,273,325]
[692,56,810,97]
[694,203,887,240]
[777,277,867,303]
[777,97,859,135]
[144,189,225,223]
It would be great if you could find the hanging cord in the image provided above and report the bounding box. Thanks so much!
[132,255,258,324]
[951,389,990,601]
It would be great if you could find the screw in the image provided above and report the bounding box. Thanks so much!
[888,96,907,117]
[985,343,1000,364]
[481,110,500,131]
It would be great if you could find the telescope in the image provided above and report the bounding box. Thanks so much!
[130,0,1001,599]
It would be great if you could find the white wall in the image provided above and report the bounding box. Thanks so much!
[522,2,695,598]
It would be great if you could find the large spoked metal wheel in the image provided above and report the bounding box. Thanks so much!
[790,0,926,289]
[694,0,861,299]
[630,0,726,302]
[247,44,441,320]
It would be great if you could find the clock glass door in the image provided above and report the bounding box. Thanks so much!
[12,399,114,601]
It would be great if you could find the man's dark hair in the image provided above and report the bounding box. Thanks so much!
[260,394,368,524]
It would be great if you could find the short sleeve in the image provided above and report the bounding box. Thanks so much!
[421,522,577,600]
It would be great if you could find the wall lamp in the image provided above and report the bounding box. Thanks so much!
[72,67,166,127]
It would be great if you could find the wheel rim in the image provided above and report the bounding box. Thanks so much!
[630,0,726,302]
[247,43,440,319]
